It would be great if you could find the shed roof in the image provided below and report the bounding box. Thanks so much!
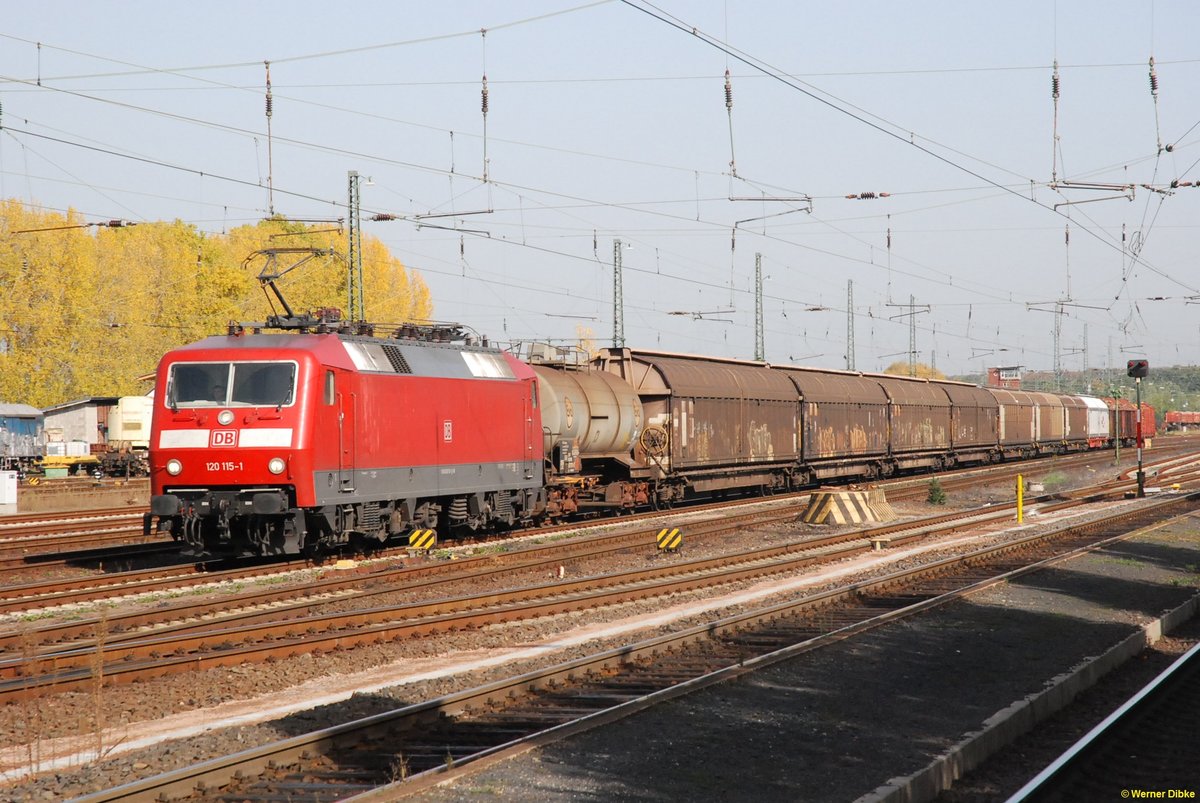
[0,403,43,418]
[42,397,120,414]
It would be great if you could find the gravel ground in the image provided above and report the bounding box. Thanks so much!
[405,515,1200,802]
[0,456,1190,799]
[937,616,1200,801]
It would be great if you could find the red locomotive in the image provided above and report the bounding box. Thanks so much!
[148,322,546,554]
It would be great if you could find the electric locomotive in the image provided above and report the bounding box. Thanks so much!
[146,317,544,555]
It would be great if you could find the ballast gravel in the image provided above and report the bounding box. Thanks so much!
[1,459,1196,800]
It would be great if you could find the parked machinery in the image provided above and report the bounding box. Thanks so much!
[99,395,153,476]
[0,404,45,473]
[144,317,1151,556]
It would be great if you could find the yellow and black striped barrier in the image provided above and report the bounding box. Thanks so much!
[801,489,889,525]
[656,527,682,552]
[26,477,39,486]
[408,529,437,552]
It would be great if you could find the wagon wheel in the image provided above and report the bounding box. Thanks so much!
[639,425,668,456]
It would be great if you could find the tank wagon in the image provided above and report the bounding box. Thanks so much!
[145,320,1148,556]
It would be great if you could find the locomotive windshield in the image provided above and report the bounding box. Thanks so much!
[167,361,297,408]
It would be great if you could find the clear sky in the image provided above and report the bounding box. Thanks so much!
[2,1,1197,378]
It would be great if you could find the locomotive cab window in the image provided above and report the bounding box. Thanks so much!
[167,361,298,408]
[324,370,336,405]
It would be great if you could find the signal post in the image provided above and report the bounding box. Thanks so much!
[1127,359,1149,498]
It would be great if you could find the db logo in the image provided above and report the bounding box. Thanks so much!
[211,430,238,447]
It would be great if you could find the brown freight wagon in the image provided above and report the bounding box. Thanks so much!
[1100,397,1138,447]
[597,348,800,495]
[777,367,889,482]
[1028,392,1066,451]
[940,382,999,464]
[990,389,1039,458]
[874,375,953,471]
[1060,395,1090,452]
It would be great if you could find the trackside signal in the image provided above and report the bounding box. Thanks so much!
[1127,359,1149,378]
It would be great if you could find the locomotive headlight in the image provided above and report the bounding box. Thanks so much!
[166,459,183,476]
[268,457,286,475]
[217,410,234,426]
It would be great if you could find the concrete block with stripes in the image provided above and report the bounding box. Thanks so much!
[408,529,437,552]
[801,486,898,525]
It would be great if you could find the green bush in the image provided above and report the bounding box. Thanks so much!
[927,477,946,505]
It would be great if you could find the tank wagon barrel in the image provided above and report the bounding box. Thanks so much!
[529,364,643,471]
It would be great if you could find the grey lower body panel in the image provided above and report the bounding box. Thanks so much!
[312,461,541,506]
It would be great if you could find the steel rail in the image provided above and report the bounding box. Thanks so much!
[70,492,1200,803]
[2,473,1190,698]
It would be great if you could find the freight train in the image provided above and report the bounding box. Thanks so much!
[144,319,1155,556]
[1165,410,1200,432]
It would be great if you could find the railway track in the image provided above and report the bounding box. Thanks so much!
[0,446,1187,596]
[68,490,1200,802]
[0,508,164,573]
[1,460,1191,702]
[1008,641,1200,799]
[0,444,1171,588]
[0,445,1179,597]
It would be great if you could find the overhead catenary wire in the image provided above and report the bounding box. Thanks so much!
[4,112,1176,362]
[0,2,615,79]
[4,8,1193,368]
[618,0,1200,299]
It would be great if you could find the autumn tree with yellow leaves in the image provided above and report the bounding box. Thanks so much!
[0,203,432,408]
[882,361,946,380]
